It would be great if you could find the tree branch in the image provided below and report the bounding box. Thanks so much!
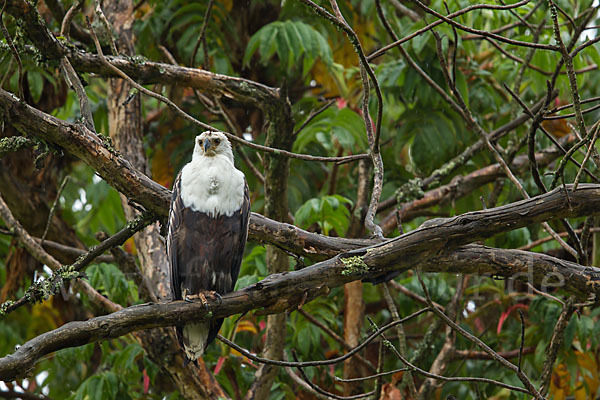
[3,185,600,378]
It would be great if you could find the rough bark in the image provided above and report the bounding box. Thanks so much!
[342,280,364,395]
[3,192,600,380]
[99,1,226,398]
[378,142,565,232]
[246,95,295,399]
[4,0,280,109]
[0,88,380,261]
[343,159,369,395]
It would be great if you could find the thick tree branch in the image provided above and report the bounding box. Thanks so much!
[4,0,278,108]
[378,141,565,232]
[3,185,600,379]
[0,87,376,262]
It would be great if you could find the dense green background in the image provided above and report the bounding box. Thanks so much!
[2,0,600,398]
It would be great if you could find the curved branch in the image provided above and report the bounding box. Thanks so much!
[3,88,600,272]
[0,87,372,260]
[2,185,600,379]
[4,0,278,108]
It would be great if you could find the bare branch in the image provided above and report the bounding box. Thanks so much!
[538,298,575,396]
[0,0,24,99]
[1,210,156,314]
[415,270,544,398]
[190,0,214,68]
[413,0,556,51]
[369,0,537,61]
[59,0,83,39]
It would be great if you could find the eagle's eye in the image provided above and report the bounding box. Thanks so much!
[214,139,221,145]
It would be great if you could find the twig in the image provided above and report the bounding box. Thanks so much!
[527,286,564,312]
[283,358,333,400]
[517,309,525,373]
[0,193,124,318]
[41,175,70,243]
[367,321,384,397]
[498,0,535,31]
[434,31,577,259]
[387,280,445,311]
[60,0,83,39]
[415,269,545,398]
[302,0,385,237]
[293,99,336,136]
[573,122,600,191]
[548,95,600,114]
[1,211,156,315]
[333,367,409,383]
[370,314,533,394]
[368,0,536,61]
[462,0,544,40]
[502,83,598,184]
[580,217,594,265]
[539,297,575,396]
[93,0,118,56]
[545,101,600,120]
[0,0,23,99]
[570,35,600,58]
[418,275,466,397]
[551,135,589,188]
[452,347,536,361]
[548,0,587,142]
[74,279,122,313]
[0,193,62,271]
[382,283,417,396]
[503,82,584,259]
[443,2,458,87]
[217,308,429,368]
[413,0,557,50]
[388,0,420,21]
[190,0,214,68]
[297,309,375,372]
[84,17,368,164]
[291,350,374,400]
[60,57,96,132]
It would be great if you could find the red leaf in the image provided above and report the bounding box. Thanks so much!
[143,368,150,394]
[214,356,225,375]
[497,304,528,334]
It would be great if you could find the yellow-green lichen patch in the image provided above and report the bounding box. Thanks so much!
[341,256,369,276]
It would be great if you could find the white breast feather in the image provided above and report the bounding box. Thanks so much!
[179,154,245,216]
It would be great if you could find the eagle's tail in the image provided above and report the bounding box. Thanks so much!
[182,322,210,362]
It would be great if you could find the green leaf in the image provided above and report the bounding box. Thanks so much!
[455,68,469,108]
[294,195,352,236]
[86,263,131,305]
[114,343,144,373]
[258,24,280,65]
[27,71,44,103]
[243,20,332,76]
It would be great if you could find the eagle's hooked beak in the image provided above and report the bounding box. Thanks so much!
[203,138,211,152]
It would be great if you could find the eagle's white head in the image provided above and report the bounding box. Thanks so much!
[192,131,234,164]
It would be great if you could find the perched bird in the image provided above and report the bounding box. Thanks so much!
[167,131,250,365]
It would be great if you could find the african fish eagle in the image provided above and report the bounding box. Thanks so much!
[167,131,250,364]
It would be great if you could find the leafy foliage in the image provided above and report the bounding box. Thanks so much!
[294,194,353,235]
[244,20,333,76]
[1,0,600,399]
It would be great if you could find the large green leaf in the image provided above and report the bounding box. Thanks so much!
[243,20,332,76]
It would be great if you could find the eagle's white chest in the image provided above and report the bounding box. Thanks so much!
[179,155,245,217]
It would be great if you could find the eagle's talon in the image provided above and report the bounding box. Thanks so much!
[213,292,223,305]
